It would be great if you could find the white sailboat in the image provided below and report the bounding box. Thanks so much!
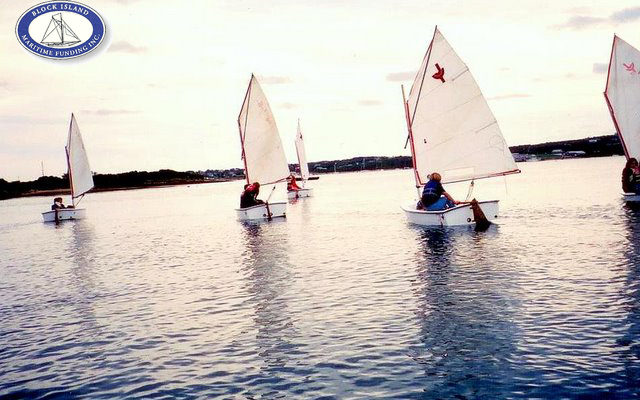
[236,74,289,221]
[42,113,94,223]
[604,35,640,202]
[288,119,313,199]
[400,27,520,226]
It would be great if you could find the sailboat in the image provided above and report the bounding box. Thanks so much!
[236,74,289,221]
[40,13,81,47]
[288,119,313,199]
[604,35,640,202]
[42,113,94,223]
[400,27,520,226]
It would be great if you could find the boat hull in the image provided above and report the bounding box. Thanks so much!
[287,188,313,199]
[42,208,87,223]
[623,192,640,202]
[401,200,499,227]
[235,202,287,221]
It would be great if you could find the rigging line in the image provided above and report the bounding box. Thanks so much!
[242,79,252,143]
[74,194,85,207]
[443,170,520,185]
[465,180,475,202]
[62,20,81,41]
[41,21,56,42]
[409,26,437,125]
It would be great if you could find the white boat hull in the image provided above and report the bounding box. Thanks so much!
[623,192,640,202]
[42,208,87,223]
[287,188,313,199]
[235,202,287,221]
[401,200,499,227]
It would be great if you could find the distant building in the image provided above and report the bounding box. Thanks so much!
[512,153,528,162]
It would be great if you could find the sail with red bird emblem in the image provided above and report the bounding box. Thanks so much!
[604,35,640,161]
[404,27,519,185]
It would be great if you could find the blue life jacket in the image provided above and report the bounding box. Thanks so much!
[422,179,444,206]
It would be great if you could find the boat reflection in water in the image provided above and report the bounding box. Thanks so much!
[408,227,520,398]
[620,207,640,385]
[68,222,100,321]
[239,222,308,377]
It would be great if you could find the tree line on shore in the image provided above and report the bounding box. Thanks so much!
[1,134,624,201]
[0,170,205,200]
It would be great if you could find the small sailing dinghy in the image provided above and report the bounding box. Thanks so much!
[604,35,640,202]
[400,27,520,227]
[42,113,94,223]
[288,119,313,199]
[236,74,289,221]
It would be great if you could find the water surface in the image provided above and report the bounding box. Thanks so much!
[1,156,639,398]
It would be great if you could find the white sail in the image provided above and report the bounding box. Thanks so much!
[238,75,290,185]
[66,113,94,201]
[295,119,310,181]
[604,35,640,160]
[406,27,519,185]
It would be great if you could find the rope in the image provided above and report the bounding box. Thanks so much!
[465,180,475,202]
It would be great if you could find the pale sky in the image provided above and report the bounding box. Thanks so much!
[1,0,639,181]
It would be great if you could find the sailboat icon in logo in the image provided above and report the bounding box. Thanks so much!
[40,13,81,47]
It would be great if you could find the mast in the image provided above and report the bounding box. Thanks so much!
[238,75,253,184]
[66,114,76,206]
[60,14,64,44]
[403,26,437,189]
[402,84,420,196]
[295,118,303,181]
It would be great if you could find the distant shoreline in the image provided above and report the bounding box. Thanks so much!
[18,179,230,199]
[1,134,625,201]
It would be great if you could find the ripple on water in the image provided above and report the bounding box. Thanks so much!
[1,160,640,398]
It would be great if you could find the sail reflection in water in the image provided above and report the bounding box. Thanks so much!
[619,207,640,387]
[408,227,521,398]
[238,222,310,390]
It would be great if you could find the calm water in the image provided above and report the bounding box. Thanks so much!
[1,156,639,399]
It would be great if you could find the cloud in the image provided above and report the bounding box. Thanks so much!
[610,7,640,23]
[280,102,297,109]
[0,115,64,124]
[358,99,383,106]
[109,41,147,54]
[553,15,604,30]
[593,63,608,74]
[81,109,140,116]
[386,71,415,82]
[257,75,292,84]
[554,7,640,30]
[487,93,531,101]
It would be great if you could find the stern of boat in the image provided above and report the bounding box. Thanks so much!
[235,202,287,221]
[287,188,313,199]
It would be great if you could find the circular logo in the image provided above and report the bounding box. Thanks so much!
[15,1,106,60]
